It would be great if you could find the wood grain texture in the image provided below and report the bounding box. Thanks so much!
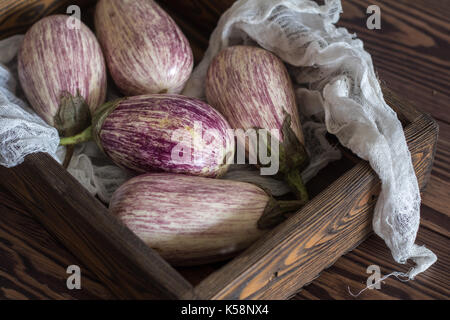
[0,0,447,300]
[194,114,438,299]
[0,187,112,299]
[0,0,92,40]
[421,121,450,216]
[0,153,195,300]
[293,225,449,300]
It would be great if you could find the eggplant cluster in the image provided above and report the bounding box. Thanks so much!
[19,0,309,265]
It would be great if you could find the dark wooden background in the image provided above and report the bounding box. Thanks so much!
[0,0,448,299]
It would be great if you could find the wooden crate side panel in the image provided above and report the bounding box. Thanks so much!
[0,153,195,300]
[194,114,438,299]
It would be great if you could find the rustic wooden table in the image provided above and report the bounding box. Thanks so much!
[0,0,448,300]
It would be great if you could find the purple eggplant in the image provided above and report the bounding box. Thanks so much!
[205,45,309,201]
[109,173,305,266]
[95,0,193,96]
[60,94,235,178]
[18,15,107,137]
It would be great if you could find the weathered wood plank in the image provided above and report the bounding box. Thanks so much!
[420,120,450,218]
[339,0,450,123]
[422,174,450,217]
[419,205,450,238]
[0,188,113,299]
[0,0,93,40]
[0,153,195,300]
[194,114,438,299]
[294,224,450,300]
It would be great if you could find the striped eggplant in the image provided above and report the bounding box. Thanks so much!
[18,15,107,137]
[109,173,305,265]
[95,0,193,96]
[205,45,309,202]
[61,94,235,177]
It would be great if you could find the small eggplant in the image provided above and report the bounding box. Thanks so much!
[205,45,309,201]
[109,173,305,266]
[18,15,107,137]
[95,0,193,96]
[60,94,235,178]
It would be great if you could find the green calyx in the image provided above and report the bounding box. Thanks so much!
[54,91,91,137]
[258,112,310,203]
[278,112,310,173]
[58,98,123,149]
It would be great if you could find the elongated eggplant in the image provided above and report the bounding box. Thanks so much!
[18,15,107,137]
[95,0,193,96]
[61,94,235,177]
[205,45,309,201]
[109,173,305,265]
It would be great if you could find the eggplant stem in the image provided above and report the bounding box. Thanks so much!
[59,125,93,146]
[62,145,74,168]
[276,199,308,212]
[258,194,308,229]
[285,169,309,203]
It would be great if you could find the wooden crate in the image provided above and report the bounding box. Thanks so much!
[0,0,438,299]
